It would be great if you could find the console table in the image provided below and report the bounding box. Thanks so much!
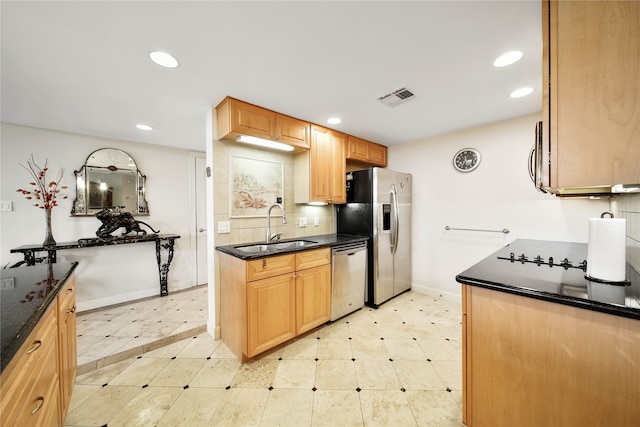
[10,234,180,296]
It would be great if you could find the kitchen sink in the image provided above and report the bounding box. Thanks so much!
[234,240,318,253]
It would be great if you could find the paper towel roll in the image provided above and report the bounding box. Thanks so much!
[586,218,626,282]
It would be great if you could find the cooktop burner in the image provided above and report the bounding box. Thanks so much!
[497,252,588,272]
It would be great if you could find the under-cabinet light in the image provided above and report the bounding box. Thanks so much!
[308,202,328,206]
[236,135,294,152]
[612,184,640,193]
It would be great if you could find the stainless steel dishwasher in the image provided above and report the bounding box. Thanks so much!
[331,241,367,321]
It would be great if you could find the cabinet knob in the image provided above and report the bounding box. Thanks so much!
[66,288,73,294]
[68,305,77,314]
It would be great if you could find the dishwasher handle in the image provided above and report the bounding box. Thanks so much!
[332,243,367,256]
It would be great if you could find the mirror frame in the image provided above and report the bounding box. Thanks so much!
[71,148,149,216]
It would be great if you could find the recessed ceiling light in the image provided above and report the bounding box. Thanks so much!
[493,51,523,67]
[136,124,153,131]
[510,87,533,98]
[149,51,179,68]
[327,117,342,125]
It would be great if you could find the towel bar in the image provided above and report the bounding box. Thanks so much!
[445,226,510,234]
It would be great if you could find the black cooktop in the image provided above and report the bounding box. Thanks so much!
[456,239,640,320]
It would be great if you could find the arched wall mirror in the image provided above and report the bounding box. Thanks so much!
[72,148,149,216]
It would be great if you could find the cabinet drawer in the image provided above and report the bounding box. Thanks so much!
[57,277,76,315]
[246,254,295,282]
[296,248,331,270]
[1,306,59,426]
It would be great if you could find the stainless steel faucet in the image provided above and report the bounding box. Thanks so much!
[266,203,287,243]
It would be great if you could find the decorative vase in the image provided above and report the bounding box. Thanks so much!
[43,208,56,247]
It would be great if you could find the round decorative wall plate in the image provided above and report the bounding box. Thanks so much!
[453,148,481,173]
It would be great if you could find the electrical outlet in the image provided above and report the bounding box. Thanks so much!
[0,201,12,212]
[1,278,15,290]
[299,217,307,227]
[314,216,319,226]
[217,221,231,234]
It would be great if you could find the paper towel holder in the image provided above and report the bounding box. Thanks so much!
[600,211,614,218]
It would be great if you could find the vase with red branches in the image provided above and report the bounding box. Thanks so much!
[16,155,68,247]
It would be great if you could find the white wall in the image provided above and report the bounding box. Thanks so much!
[388,113,610,301]
[0,123,202,311]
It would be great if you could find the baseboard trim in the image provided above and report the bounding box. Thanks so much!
[411,283,461,303]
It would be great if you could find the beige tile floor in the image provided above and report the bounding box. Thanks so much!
[68,289,464,426]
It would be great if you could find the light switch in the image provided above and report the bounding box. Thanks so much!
[313,216,319,226]
[299,217,307,227]
[0,201,12,212]
[217,221,231,234]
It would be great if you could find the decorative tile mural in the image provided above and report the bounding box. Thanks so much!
[229,156,283,218]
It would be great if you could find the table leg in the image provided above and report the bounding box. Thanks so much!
[156,238,176,296]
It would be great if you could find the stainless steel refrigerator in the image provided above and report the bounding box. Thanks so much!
[336,167,411,307]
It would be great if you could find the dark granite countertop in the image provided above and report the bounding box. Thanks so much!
[456,239,640,321]
[1,262,78,372]
[215,233,369,260]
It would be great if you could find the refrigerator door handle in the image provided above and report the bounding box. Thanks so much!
[390,184,399,255]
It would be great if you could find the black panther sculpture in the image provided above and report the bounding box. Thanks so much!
[95,209,160,238]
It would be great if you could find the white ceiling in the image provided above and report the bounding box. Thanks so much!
[1,1,542,152]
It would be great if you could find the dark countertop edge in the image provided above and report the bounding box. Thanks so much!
[215,233,369,260]
[1,261,79,373]
[456,274,640,322]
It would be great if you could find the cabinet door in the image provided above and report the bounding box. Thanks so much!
[368,142,387,167]
[310,125,333,203]
[295,264,331,335]
[347,136,370,163]
[276,114,310,150]
[330,131,347,204]
[230,98,275,141]
[247,274,296,357]
[544,0,640,189]
[57,277,77,420]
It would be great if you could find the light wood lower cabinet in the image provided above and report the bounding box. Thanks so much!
[0,274,77,427]
[57,276,77,420]
[220,248,331,361]
[462,284,640,426]
[0,306,60,427]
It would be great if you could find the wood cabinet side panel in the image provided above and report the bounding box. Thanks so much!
[219,253,248,360]
[467,286,640,426]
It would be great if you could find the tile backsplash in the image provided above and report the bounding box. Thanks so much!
[211,139,335,247]
[611,193,640,273]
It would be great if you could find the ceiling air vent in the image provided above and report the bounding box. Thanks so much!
[376,87,416,107]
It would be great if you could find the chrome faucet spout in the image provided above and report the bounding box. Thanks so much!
[266,203,287,243]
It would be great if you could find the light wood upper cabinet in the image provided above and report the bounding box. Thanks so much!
[216,97,310,151]
[294,125,346,204]
[542,0,640,193]
[347,136,387,167]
